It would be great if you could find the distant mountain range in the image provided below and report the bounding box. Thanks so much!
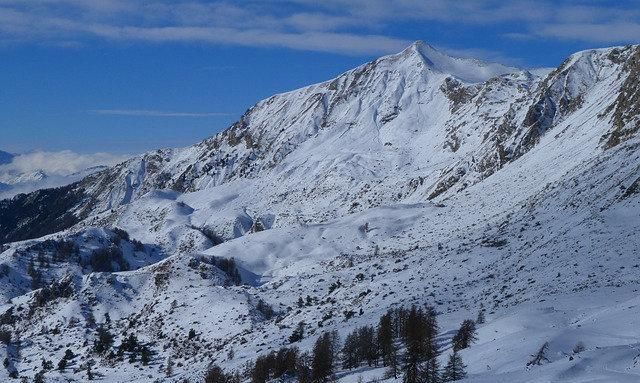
[0,151,114,200]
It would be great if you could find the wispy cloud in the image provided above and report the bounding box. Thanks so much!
[90,109,231,117]
[0,1,637,55]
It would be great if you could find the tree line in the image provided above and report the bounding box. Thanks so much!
[206,304,482,383]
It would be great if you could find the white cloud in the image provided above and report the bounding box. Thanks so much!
[535,22,640,43]
[0,1,637,55]
[0,150,128,176]
[90,109,231,117]
[0,150,130,199]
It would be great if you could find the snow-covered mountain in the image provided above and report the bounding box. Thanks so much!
[0,150,118,200]
[0,42,639,383]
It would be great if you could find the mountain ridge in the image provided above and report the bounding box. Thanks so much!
[1,43,638,246]
[0,43,639,382]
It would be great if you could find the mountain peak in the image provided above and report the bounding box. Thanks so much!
[396,40,517,83]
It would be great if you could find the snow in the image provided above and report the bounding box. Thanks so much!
[0,42,639,382]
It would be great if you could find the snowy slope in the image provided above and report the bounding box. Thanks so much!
[0,42,639,382]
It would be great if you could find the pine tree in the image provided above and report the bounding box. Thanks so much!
[64,349,75,360]
[296,352,312,383]
[165,356,174,377]
[252,353,274,383]
[93,325,114,354]
[204,364,229,383]
[402,305,440,383]
[476,310,485,324]
[140,345,150,366]
[33,371,45,383]
[527,342,550,366]
[227,347,235,360]
[41,358,53,371]
[378,312,399,378]
[342,330,360,369]
[274,347,298,378]
[359,326,378,366]
[311,332,338,383]
[452,319,477,352]
[289,321,305,343]
[442,351,467,382]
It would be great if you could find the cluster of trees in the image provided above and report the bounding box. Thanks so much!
[214,257,242,285]
[297,295,318,308]
[57,349,75,371]
[231,305,481,383]
[190,256,243,285]
[29,277,74,313]
[251,346,299,383]
[88,246,129,272]
[113,227,144,251]
[255,299,275,320]
[288,321,305,343]
[26,238,79,264]
[342,325,379,370]
[93,323,152,365]
[204,364,242,383]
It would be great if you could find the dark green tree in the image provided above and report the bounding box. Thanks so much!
[476,308,485,325]
[140,346,150,366]
[442,351,467,382]
[93,325,114,354]
[452,319,477,352]
[311,332,339,383]
[378,312,399,378]
[289,321,305,343]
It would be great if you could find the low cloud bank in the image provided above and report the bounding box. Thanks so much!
[0,150,129,200]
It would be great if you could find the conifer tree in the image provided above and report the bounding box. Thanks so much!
[311,332,339,383]
[452,319,477,352]
[342,330,360,369]
[527,342,550,366]
[165,356,174,377]
[476,307,485,324]
[378,312,399,378]
[205,364,230,383]
[442,351,466,382]
[289,321,305,343]
[402,305,440,383]
[94,325,114,354]
[34,371,45,383]
[359,326,378,366]
[140,345,150,366]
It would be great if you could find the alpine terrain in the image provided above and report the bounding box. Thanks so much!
[0,41,639,383]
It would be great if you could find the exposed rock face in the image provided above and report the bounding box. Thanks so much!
[604,46,640,148]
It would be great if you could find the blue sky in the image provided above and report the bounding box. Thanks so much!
[0,0,639,155]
